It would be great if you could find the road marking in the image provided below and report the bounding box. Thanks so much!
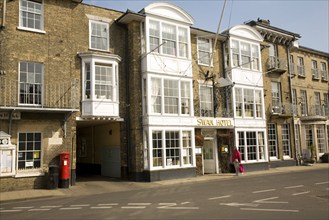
[315,181,329,185]
[157,203,199,210]
[284,185,304,189]
[98,203,118,206]
[127,203,151,206]
[157,206,199,210]
[253,197,288,204]
[253,197,288,203]
[13,206,34,209]
[209,195,231,200]
[0,210,22,213]
[220,203,259,207]
[158,203,176,206]
[60,207,82,210]
[41,206,62,208]
[252,189,276,194]
[70,204,90,207]
[292,191,310,196]
[241,208,299,212]
[28,209,51,211]
[91,206,112,209]
[121,206,146,209]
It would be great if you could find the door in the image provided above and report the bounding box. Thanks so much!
[101,146,121,178]
[203,139,216,173]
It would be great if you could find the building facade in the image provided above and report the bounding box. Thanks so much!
[0,1,328,191]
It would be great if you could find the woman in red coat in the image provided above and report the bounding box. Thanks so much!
[232,146,242,176]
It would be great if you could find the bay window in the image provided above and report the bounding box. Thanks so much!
[149,77,192,115]
[230,39,260,70]
[148,19,190,58]
[234,87,263,118]
[80,53,121,117]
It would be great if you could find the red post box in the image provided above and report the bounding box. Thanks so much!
[59,152,70,188]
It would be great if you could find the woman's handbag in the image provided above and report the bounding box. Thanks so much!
[239,163,244,173]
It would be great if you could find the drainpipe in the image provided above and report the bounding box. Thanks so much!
[1,0,6,29]
[287,42,299,166]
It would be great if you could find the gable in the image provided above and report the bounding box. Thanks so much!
[144,2,194,25]
[229,25,263,42]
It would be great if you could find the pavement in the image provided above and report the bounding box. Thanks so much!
[1,163,328,203]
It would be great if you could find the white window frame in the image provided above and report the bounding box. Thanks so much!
[89,20,110,51]
[297,57,305,77]
[19,0,45,33]
[300,90,308,116]
[230,39,260,71]
[271,82,281,113]
[147,19,190,59]
[282,123,291,158]
[162,23,177,56]
[268,123,278,159]
[320,62,328,81]
[314,92,321,115]
[149,20,160,53]
[81,57,119,102]
[311,60,319,79]
[178,27,188,58]
[234,87,264,119]
[148,77,192,116]
[197,38,213,66]
[148,128,195,170]
[237,130,267,163]
[199,84,213,117]
[316,125,326,155]
[19,61,43,106]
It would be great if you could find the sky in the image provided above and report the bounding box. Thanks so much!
[84,0,329,53]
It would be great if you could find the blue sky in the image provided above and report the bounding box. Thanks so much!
[84,0,329,53]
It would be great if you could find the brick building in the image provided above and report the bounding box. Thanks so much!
[0,1,328,192]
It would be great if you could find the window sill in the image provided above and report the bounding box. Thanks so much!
[15,169,44,178]
[17,27,46,34]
